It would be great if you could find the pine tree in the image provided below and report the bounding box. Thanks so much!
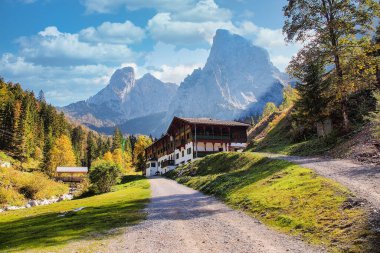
[71,126,85,165]
[293,60,331,130]
[37,90,46,103]
[112,128,123,151]
[86,131,97,169]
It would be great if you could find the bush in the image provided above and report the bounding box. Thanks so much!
[89,160,121,193]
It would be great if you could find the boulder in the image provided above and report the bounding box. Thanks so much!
[29,200,38,207]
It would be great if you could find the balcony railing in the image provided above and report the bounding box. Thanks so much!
[194,135,230,140]
[161,160,175,168]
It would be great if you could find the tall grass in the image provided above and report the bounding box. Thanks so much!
[0,167,68,207]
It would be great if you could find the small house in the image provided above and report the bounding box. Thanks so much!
[56,167,88,182]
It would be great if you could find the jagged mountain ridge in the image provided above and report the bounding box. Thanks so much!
[62,67,178,127]
[62,29,289,137]
[154,29,288,135]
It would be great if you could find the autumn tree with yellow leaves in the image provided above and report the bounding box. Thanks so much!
[45,135,76,176]
[133,135,153,172]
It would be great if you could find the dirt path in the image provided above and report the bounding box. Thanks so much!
[256,152,380,210]
[107,177,323,253]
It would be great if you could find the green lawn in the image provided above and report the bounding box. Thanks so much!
[166,152,377,252]
[0,175,150,252]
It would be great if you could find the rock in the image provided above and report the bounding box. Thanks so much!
[0,209,4,213]
[25,204,31,208]
[342,197,364,209]
[5,206,21,211]
[29,200,38,207]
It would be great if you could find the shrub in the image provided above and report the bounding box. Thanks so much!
[89,160,121,193]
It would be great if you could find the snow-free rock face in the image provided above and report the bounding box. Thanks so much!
[160,29,288,132]
[62,67,178,127]
[62,29,288,137]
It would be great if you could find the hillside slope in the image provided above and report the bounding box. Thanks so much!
[166,152,379,252]
[247,109,380,165]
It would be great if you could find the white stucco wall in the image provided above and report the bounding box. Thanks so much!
[145,161,158,177]
[174,142,194,165]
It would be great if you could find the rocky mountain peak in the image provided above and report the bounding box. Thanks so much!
[206,29,273,73]
[108,66,135,95]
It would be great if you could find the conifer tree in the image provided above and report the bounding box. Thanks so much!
[293,60,330,129]
[112,128,123,151]
[86,131,97,169]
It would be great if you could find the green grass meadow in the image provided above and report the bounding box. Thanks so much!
[166,152,377,252]
[0,175,150,252]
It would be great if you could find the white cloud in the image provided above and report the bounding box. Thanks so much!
[0,53,115,106]
[147,13,236,45]
[172,0,231,22]
[80,0,194,14]
[151,65,201,84]
[145,42,209,67]
[17,26,136,66]
[79,20,145,44]
[142,42,209,84]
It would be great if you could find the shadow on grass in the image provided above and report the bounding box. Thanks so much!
[119,175,145,184]
[0,198,148,252]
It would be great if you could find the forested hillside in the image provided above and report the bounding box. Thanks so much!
[0,79,152,174]
[248,2,380,162]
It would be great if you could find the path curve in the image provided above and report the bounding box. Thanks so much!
[256,152,380,209]
[108,177,323,253]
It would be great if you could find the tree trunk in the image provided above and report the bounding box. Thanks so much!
[341,104,349,133]
[323,0,350,131]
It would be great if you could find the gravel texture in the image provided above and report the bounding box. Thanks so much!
[257,152,380,209]
[107,177,323,253]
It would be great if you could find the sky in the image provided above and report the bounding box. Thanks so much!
[0,0,302,106]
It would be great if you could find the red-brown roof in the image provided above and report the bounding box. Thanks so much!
[177,117,250,127]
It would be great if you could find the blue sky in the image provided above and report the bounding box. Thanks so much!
[0,0,301,106]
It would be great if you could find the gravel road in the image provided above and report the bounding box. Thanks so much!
[108,177,323,253]
[257,152,380,209]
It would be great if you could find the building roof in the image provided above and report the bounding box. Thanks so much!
[56,167,88,173]
[177,117,250,127]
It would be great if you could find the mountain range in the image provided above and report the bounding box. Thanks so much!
[61,29,289,136]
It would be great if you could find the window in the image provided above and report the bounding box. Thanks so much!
[151,162,156,167]
[187,133,190,140]
[176,153,179,159]
[182,150,185,157]
[187,147,192,154]
[219,148,223,152]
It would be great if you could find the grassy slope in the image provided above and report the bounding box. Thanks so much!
[0,176,150,252]
[166,152,377,252]
[248,111,340,156]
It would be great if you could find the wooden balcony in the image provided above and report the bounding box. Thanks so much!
[194,135,230,141]
[161,160,175,168]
